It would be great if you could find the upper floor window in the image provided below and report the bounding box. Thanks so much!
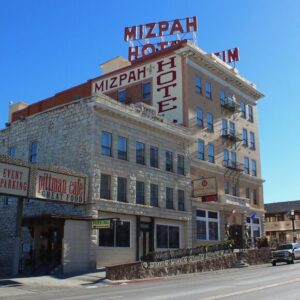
[219,90,225,105]
[29,141,38,164]
[101,131,112,156]
[250,132,256,150]
[245,188,250,199]
[195,76,202,94]
[136,181,145,205]
[117,177,127,202]
[150,146,159,168]
[208,143,215,163]
[165,151,173,172]
[198,140,204,160]
[244,157,250,174]
[232,184,237,196]
[229,121,235,137]
[150,184,158,207]
[166,187,174,209]
[251,159,257,176]
[242,128,248,146]
[240,102,246,118]
[177,155,185,175]
[224,182,229,194]
[136,142,145,165]
[221,119,228,136]
[8,146,16,157]
[196,107,203,127]
[248,105,254,122]
[118,89,126,103]
[207,112,214,131]
[223,149,229,167]
[231,151,237,168]
[142,82,151,100]
[118,136,128,160]
[253,189,258,205]
[100,174,111,200]
[205,81,212,99]
[178,190,185,211]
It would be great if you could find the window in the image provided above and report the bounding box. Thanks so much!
[100,174,111,200]
[178,189,185,211]
[229,121,235,137]
[142,82,151,100]
[244,157,250,174]
[251,159,257,176]
[247,216,261,242]
[177,155,185,175]
[117,177,127,202]
[3,196,15,205]
[165,151,173,172]
[150,146,159,168]
[99,221,130,247]
[248,105,254,122]
[196,210,219,241]
[166,187,174,209]
[136,181,145,204]
[205,81,212,99]
[157,225,179,248]
[253,189,258,205]
[240,102,246,118]
[29,141,38,163]
[195,76,202,94]
[198,140,204,160]
[118,136,128,160]
[221,119,228,136]
[246,188,250,199]
[232,184,237,196]
[118,89,126,103]
[223,149,229,167]
[219,90,225,105]
[231,151,237,168]
[8,146,16,157]
[136,142,145,165]
[250,132,255,150]
[242,128,248,146]
[150,184,158,207]
[207,112,214,131]
[196,107,203,127]
[101,131,112,156]
[224,182,229,194]
[208,143,214,163]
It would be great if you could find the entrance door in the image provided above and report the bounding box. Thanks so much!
[230,225,244,249]
[138,219,154,260]
[140,230,150,259]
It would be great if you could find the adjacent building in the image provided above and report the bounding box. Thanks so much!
[0,40,265,275]
[265,201,300,247]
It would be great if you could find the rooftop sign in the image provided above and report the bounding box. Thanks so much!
[124,16,197,62]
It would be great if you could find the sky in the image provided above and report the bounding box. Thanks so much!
[0,0,299,203]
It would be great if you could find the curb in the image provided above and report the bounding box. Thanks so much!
[104,276,166,285]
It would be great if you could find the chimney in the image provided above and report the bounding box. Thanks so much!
[9,102,28,122]
[100,56,131,75]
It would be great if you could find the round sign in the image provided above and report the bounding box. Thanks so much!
[202,180,208,187]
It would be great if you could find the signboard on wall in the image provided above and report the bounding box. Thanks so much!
[91,219,111,229]
[92,54,183,123]
[192,177,217,198]
[34,170,86,204]
[0,162,29,197]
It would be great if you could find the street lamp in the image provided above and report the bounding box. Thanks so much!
[290,209,296,243]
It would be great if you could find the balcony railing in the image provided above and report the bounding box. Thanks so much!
[221,130,242,143]
[220,194,250,208]
[223,159,244,172]
[220,96,240,113]
[265,220,300,232]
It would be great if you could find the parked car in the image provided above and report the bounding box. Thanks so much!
[271,243,300,266]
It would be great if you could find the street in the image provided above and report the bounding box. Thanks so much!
[2,262,300,300]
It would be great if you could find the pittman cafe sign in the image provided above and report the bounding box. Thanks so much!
[192,177,217,202]
[0,160,86,205]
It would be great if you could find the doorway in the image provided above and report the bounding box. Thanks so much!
[229,224,244,249]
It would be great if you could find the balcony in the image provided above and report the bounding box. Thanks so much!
[220,194,250,208]
[223,159,244,172]
[220,96,240,113]
[221,130,242,143]
[265,220,300,232]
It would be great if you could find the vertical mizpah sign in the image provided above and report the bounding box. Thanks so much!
[92,54,183,123]
[124,16,198,62]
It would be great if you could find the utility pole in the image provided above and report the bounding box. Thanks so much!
[290,209,296,243]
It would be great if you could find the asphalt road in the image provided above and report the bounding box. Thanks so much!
[2,262,300,300]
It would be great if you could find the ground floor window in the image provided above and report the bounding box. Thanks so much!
[196,210,219,241]
[247,216,261,242]
[156,225,179,249]
[99,221,130,247]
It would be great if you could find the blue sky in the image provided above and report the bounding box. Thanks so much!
[1,0,299,203]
